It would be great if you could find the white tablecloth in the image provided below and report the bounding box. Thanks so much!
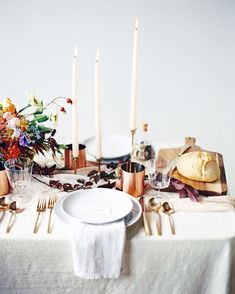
[1,178,235,294]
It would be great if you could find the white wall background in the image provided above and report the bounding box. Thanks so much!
[0,0,234,193]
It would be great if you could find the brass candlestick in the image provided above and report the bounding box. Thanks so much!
[130,128,136,148]
[73,157,78,174]
[97,158,102,174]
[130,128,137,161]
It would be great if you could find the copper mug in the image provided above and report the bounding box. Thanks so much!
[64,144,87,169]
[120,162,145,198]
[0,170,10,196]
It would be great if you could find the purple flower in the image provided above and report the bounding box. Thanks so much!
[19,133,31,147]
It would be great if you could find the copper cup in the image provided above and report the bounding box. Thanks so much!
[64,144,87,170]
[120,162,145,198]
[0,170,10,196]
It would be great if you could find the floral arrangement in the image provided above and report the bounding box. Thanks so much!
[0,95,72,168]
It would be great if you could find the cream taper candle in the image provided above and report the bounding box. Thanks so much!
[130,19,139,131]
[72,46,79,158]
[95,49,102,159]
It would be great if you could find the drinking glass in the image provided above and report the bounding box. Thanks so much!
[148,160,171,197]
[4,158,34,204]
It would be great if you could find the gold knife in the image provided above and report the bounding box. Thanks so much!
[140,196,151,236]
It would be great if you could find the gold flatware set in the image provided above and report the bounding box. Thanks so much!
[142,196,175,236]
[33,198,47,233]
[47,195,57,233]
[0,197,23,233]
[147,197,162,236]
[6,201,22,233]
[34,195,57,234]
[0,195,57,234]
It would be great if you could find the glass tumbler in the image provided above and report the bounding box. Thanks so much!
[4,158,34,204]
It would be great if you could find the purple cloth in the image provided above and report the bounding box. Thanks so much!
[170,178,199,202]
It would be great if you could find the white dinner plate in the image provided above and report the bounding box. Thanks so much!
[55,193,142,227]
[61,188,133,224]
[83,134,131,160]
[86,153,130,164]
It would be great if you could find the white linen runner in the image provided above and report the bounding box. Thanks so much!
[71,219,126,279]
[170,196,235,212]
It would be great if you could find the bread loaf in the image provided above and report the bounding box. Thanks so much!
[177,151,220,182]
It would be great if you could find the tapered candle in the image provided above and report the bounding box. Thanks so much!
[130,19,139,131]
[72,46,79,158]
[95,49,102,159]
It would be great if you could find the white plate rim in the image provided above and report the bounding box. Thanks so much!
[86,153,130,164]
[83,134,131,160]
[61,188,133,224]
[55,193,142,227]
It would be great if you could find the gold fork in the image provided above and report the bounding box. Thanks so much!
[47,195,57,233]
[33,198,46,234]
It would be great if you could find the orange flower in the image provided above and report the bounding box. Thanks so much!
[1,98,16,114]
[19,118,28,131]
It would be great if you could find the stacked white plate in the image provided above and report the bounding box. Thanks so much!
[83,134,131,163]
[55,188,142,227]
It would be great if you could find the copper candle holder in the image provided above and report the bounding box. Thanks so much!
[64,144,87,170]
[0,170,10,196]
[120,162,145,198]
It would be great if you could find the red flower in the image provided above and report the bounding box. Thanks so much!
[66,98,73,104]
[4,143,20,160]
[60,107,66,113]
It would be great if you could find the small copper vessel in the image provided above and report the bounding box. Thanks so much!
[120,162,145,198]
[64,144,87,170]
[0,170,10,196]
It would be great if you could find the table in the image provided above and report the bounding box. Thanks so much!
[1,178,235,294]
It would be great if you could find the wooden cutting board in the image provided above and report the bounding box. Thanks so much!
[156,137,228,196]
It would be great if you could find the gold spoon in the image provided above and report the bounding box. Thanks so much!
[0,197,10,223]
[6,201,22,233]
[0,197,9,209]
[147,196,162,236]
[162,202,175,235]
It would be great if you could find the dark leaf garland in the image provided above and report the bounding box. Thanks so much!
[33,162,118,192]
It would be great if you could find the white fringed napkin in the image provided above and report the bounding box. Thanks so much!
[71,219,126,279]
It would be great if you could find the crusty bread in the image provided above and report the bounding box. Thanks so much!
[177,151,220,182]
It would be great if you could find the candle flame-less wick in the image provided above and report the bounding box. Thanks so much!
[96,49,100,62]
[74,46,78,58]
[135,19,139,30]
[95,49,100,62]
